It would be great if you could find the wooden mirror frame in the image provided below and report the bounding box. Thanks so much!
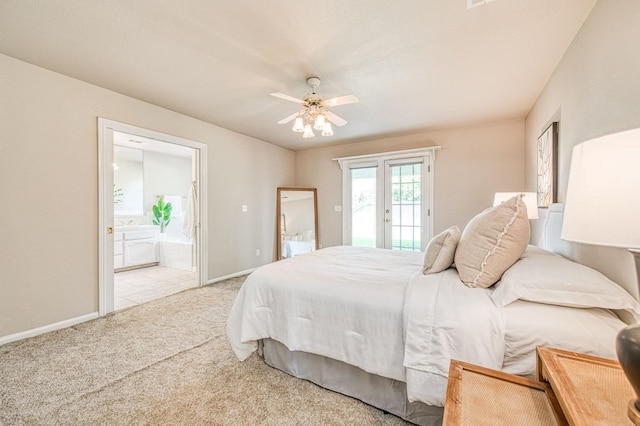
[276,187,319,260]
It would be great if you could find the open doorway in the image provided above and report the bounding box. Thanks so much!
[98,119,208,316]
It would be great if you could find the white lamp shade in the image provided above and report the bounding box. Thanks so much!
[561,128,640,249]
[493,192,539,219]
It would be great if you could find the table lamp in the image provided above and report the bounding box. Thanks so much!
[493,192,539,219]
[561,127,640,425]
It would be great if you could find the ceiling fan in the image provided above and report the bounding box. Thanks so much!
[271,77,359,138]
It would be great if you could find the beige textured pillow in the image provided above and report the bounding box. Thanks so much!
[455,194,530,288]
[423,226,461,274]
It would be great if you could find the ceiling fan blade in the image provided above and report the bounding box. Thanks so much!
[323,94,359,107]
[277,111,299,125]
[270,92,304,104]
[326,111,347,127]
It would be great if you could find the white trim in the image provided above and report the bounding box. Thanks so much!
[334,147,440,170]
[97,121,114,315]
[207,268,257,284]
[98,118,208,316]
[339,149,436,248]
[0,312,99,346]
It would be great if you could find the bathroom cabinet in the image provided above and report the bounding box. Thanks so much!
[114,228,158,271]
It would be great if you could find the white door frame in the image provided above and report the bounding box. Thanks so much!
[336,147,438,249]
[383,158,429,250]
[97,118,208,316]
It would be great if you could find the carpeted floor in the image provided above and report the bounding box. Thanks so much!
[0,276,409,425]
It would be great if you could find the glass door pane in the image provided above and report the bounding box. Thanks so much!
[387,163,422,251]
[350,167,377,247]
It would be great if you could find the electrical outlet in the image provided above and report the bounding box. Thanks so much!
[242,205,248,212]
[334,205,342,212]
[256,249,260,256]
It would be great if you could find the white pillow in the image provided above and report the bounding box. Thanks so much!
[422,226,461,274]
[455,194,530,288]
[501,300,625,378]
[492,245,640,324]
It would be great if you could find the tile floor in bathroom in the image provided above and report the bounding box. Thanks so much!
[114,265,198,310]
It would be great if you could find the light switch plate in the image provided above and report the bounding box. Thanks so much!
[241,205,248,212]
[334,205,342,212]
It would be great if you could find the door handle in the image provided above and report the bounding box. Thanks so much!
[107,227,113,234]
[385,218,391,223]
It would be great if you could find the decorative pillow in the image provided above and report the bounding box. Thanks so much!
[454,194,530,288]
[423,226,461,274]
[491,245,640,324]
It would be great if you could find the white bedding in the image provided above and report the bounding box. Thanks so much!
[500,300,623,377]
[403,269,504,405]
[227,245,632,408]
[228,246,423,381]
[281,239,315,258]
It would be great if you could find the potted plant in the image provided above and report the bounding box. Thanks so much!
[152,197,173,233]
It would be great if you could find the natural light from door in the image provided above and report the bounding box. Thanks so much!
[351,167,377,248]
[390,163,421,251]
[338,148,436,252]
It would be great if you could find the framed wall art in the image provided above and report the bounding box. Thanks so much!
[537,122,558,208]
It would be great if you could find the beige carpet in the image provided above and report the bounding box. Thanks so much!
[0,276,409,425]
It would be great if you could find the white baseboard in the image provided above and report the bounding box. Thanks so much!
[206,268,256,285]
[0,312,99,346]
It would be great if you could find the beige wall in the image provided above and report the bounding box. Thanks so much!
[524,0,640,297]
[296,119,525,248]
[0,54,295,338]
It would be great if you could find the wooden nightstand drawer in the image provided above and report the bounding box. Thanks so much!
[444,360,567,425]
[536,346,635,426]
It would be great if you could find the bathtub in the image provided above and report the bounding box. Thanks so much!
[158,239,194,271]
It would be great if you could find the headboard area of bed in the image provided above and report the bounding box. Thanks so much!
[541,203,639,301]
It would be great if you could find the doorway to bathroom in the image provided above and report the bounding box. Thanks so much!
[98,119,208,315]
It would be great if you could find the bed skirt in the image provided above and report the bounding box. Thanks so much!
[262,339,443,426]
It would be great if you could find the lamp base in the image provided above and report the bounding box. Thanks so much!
[629,400,640,426]
[618,250,640,425]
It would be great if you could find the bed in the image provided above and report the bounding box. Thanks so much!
[281,236,316,258]
[227,201,640,425]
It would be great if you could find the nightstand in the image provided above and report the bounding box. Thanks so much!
[443,360,567,425]
[536,346,636,425]
[443,347,638,425]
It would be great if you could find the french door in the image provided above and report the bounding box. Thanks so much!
[342,150,433,251]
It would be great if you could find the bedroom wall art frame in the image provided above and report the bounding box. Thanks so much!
[537,122,558,208]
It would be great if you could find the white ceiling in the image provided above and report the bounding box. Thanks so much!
[0,0,597,151]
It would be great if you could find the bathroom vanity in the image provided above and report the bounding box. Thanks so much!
[114,225,158,271]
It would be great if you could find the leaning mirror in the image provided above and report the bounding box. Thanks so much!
[277,187,319,260]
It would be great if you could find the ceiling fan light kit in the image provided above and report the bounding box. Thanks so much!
[271,77,359,139]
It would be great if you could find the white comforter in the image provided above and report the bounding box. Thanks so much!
[227,246,505,406]
[227,246,422,381]
[403,269,504,405]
